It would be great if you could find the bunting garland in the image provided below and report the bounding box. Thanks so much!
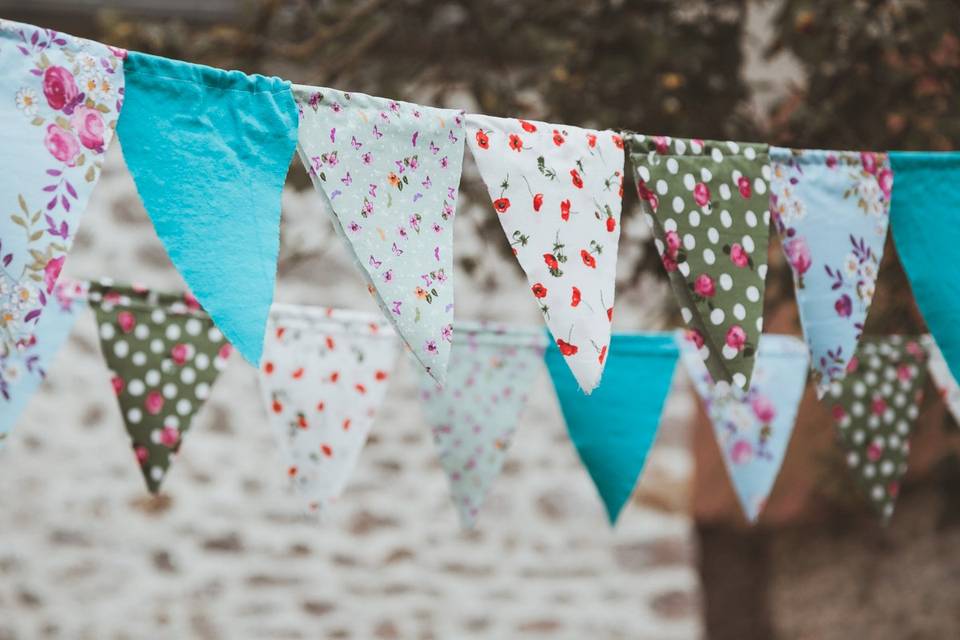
[769,148,891,397]
[680,331,809,522]
[258,304,399,515]
[465,115,624,393]
[545,333,678,524]
[0,19,124,355]
[418,323,546,528]
[117,52,299,366]
[89,281,230,493]
[626,135,771,391]
[294,85,465,384]
[922,335,960,426]
[0,278,85,446]
[826,336,927,522]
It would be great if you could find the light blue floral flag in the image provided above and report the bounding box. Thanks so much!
[769,149,892,398]
[293,85,465,384]
[0,19,123,357]
[1,279,86,447]
[545,332,678,525]
[117,52,299,366]
[419,323,546,529]
[890,152,960,392]
[679,331,809,522]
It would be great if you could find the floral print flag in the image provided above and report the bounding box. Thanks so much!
[293,86,465,385]
[117,52,299,366]
[0,19,124,357]
[89,281,231,493]
[770,149,892,398]
[826,336,927,522]
[679,331,809,523]
[1,279,86,447]
[626,135,771,391]
[545,333,679,525]
[465,115,624,393]
[921,335,960,426]
[418,323,546,529]
[259,304,399,515]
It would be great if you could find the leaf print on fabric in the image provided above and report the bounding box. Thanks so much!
[466,115,624,393]
[0,278,86,446]
[418,323,546,529]
[294,85,465,385]
[922,335,960,427]
[258,304,399,515]
[679,331,808,523]
[769,148,891,398]
[626,135,771,391]
[0,19,124,358]
[89,281,230,494]
[826,336,927,523]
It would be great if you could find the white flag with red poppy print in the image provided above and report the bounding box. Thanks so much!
[465,114,624,393]
[258,304,399,515]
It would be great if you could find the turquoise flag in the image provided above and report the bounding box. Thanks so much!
[890,152,960,390]
[117,52,299,365]
[545,332,678,524]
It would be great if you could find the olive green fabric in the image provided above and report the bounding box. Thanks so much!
[626,135,771,391]
[89,281,229,493]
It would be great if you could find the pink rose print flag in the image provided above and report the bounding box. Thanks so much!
[679,331,809,523]
[89,281,230,493]
[0,19,124,357]
[258,304,399,515]
[418,323,546,528]
[293,86,465,385]
[770,149,892,397]
[921,335,960,427]
[466,115,624,393]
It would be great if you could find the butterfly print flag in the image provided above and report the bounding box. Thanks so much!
[89,281,231,493]
[294,85,465,384]
[0,19,124,356]
[826,336,927,522]
[680,331,808,522]
[922,335,960,426]
[259,304,399,515]
[466,115,624,393]
[545,333,678,524]
[1,279,86,447]
[117,52,299,366]
[627,135,771,391]
[770,149,892,397]
[418,323,546,528]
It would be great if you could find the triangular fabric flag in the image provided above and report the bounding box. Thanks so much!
[769,148,892,397]
[1,279,86,447]
[626,135,771,391]
[889,152,960,396]
[117,52,299,366]
[89,281,230,493]
[0,19,124,356]
[418,322,546,528]
[679,331,809,522]
[825,336,927,522]
[465,115,624,393]
[293,85,465,384]
[921,335,960,426]
[259,303,399,515]
[545,332,678,524]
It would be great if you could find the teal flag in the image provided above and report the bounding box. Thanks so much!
[545,333,678,524]
[890,151,960,391]
[117,52,299,365]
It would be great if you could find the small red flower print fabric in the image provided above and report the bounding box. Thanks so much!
[827,336,927,522]
[293,85,464,385]
[466,114,625,393]
[419,323,546,529]
[626,135,771,392]
[258,304,399,516]
[88,281,228,494]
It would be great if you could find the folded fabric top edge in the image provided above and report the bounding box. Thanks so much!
[0,18,116,57]
[888,150,960,168]
[125,50,290,95]
[87,281,211,318]
[675,330,808,358]
[769,146,890,164]
[291,83,464,117]
[623,133,768,158]
[465,112,622,137]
